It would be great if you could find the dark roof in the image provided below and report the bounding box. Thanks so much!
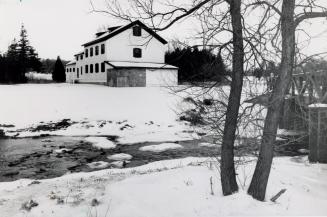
[74,51,84,56]
[82,20,167,47]
[107,26,121,32]
[95,31,107,38]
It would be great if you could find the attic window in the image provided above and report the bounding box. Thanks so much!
[133,48,142,58]
[133,26,141,36]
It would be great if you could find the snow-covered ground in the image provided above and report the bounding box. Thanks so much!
[0,84,178,128]
[0,156,326,216]
[0,83,196,143]
[1,82,326,216]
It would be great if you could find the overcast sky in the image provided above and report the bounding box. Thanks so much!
[0,0,326,61]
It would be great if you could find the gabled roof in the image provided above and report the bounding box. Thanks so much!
[66,61,76,66]
[82,20,167,47]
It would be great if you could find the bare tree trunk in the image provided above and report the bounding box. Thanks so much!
[248,0,295,201]
[220,0,244,196]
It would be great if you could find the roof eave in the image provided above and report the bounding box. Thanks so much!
[82,20,168,47]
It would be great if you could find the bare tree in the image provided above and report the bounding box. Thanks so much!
[247,0,327,201]
[90,0,254,195]
[220,0,243,195]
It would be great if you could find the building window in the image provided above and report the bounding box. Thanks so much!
[66,68,68,72]
[90,47,93,57]
[133,48,142,58]
[95,46,99,56]
[101,62,105,72]
[101,44,105,54]
[76,56,79,61]
[85,49,88,58]
[81,54,83,60]
[73,68,75,72]
[95,63,99,73]
[85,65,88,73]
[133,26,141,36]
[77,68,79,73]
[81,67,83,75]
[90,64,93,73]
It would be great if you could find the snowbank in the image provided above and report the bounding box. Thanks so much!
[139,143,183,152]
[84,137,116,149]
[0,157,327,216]
[107,153,133,161]
[198,142,217,147]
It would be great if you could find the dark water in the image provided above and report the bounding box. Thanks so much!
[0,136,219,182]
[0,134,308,182]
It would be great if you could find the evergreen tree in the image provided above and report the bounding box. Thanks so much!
[0,25,42,83]
[2,39,23,83]
[18,24,41,73]
[52,56,66,82]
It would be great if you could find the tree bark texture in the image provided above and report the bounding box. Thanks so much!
[248,0,296,201]
[220,0,244,196]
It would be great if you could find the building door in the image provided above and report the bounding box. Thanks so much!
[117,76,128,87]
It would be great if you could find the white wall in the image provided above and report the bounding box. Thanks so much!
[146,69,178,86]
[75,43,111,83]
[69,24,167,84]
[65,65,76,83]
[107,28,166,63]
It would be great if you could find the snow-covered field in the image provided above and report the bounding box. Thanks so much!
[0,156,326,216]
[0,83,196,143]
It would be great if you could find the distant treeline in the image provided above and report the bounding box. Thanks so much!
[40,58,69,74]
[165,47,228,83]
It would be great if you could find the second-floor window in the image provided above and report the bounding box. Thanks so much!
[95,46,99,56]
[101,44,105,54]
[80,67,83,75]
[133,26,141,36]
[85,65,88,73]
[133,48,142,58]
[81,54,83,60]
[85,49,88,58]
[90,47,93,57]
